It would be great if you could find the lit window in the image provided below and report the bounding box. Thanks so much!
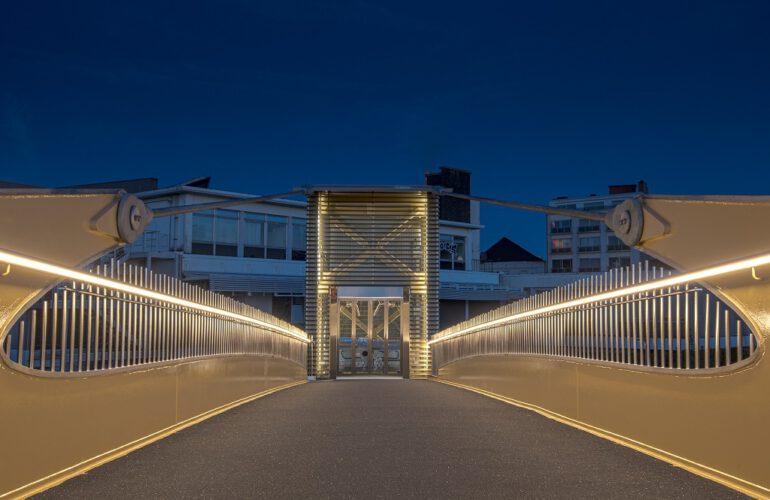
[551,239,572,254]
[550,219,572,234]
[440,234,466,270]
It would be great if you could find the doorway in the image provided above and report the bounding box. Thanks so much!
[333,299,407,377]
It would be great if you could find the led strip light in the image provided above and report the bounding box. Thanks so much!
[429,252,770,346]
[0,249,310,344]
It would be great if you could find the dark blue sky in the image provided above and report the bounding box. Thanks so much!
[2,1,769,256]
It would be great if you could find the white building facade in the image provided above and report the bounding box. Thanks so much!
[546,182,651,274]
[123,178,513,331]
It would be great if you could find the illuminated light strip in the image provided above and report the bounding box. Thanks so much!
[429,252,770,346]
[0,249,310,344]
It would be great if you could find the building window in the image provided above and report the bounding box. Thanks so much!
[578,236,600,252]
[266,215,287,260]
[556,204,577,210]
[440,234,466,270]
[192,211,215,255]
[242,214,265,258]
[583,201,606,212]
[551,259,572,273]
[551,238,572,254]
[214,210,238,256]
[579,257,601,272]
[609,256,631,269]
[550,219,572,234]
[292,219,307,261]
[607,235,627,251]
[191,210,238,256]
[577,219,601,233]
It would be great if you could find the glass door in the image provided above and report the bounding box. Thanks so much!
[353,301,368,373]
[336,299,402,376]
[386,300,401,375]
[338,301,354,374]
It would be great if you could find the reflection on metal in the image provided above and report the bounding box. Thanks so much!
[432,262,757,371]
[0,189,307,498]
[306,189,439,379]
[433,195,770,497]
[2,257,308,375]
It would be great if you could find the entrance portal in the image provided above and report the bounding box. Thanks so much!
[330,286,410,378]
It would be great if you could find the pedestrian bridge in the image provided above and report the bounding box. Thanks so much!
[0,189,769,498]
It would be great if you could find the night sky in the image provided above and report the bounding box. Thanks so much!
[2,1,769,256]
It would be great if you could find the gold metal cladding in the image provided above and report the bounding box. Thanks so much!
[306,191,438,378]
[432,195,770,498]
[0,190,308,497]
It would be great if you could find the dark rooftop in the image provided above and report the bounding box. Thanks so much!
[481,237,543,263]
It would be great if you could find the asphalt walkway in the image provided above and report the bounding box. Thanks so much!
[38,379,744,499]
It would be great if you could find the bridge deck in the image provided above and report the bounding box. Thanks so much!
[39,379,743,499]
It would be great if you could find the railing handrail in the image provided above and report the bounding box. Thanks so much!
[0,248,309,343]
[430,251,770,346]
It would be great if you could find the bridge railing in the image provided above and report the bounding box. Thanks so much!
[431,262,757,372]
[2,259,307,374]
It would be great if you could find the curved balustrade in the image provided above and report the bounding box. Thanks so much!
[2,259,307,374]
[431,195,770,498]
[431,263,757,372]
[0,189,311,498]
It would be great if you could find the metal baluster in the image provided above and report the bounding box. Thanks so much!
[704,294,710,369]
[42,302,49,371]
[714,301,721,368]
[694,290,700,369]
[132,266,139,365]
[675,290,681,369]
[737,319,743,362]
[78,283,85,371]
[651,267,658,367]
[108,267,115,369]
[69,282,76,371]
[17,319,25,365]
[724,308,731,365]
[684,285,690,369]
[643,262,649,366]
[60,289,67,372]
[667,287,674,368]
[121,263,128,367]
[93,266,100,370]
[29,310,37,369]
[621,267,628,364]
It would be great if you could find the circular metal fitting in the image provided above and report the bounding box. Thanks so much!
[117,194,152,243]
[606,198,644,247]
